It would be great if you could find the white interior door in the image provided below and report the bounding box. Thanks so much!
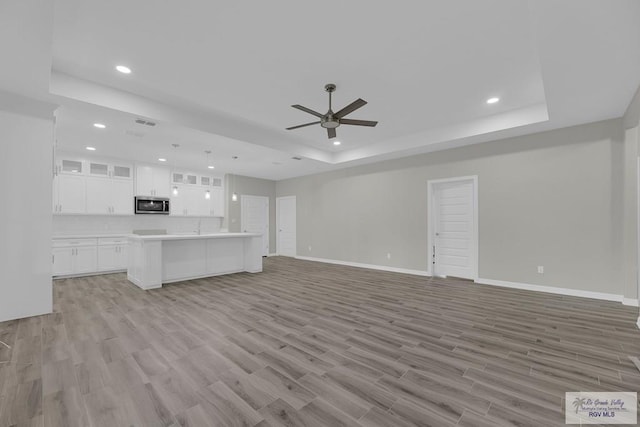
[431,178,477,279]
[277,196,296,257]
[241,195,269,256]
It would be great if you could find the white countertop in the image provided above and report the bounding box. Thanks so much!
[128,232,261,241]
[53,234,131,239]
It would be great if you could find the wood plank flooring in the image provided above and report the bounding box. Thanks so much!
[1,256,639,426]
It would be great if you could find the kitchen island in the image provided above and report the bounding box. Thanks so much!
[127,232,263,289]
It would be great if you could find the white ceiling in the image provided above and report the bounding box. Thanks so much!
[2,0,640,180]
[54,101,335,179]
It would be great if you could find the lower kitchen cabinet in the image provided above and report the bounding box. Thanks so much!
[97,237,128,272]
[52,239,98,276]
[53,236,129,277]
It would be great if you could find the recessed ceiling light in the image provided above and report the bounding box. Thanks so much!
[93,123,106,129]
[86,146,96,151]
[208,165,215,169]
[333,140,341,146]
[158,158,167,162]
[116,65,132,74]
[486,97,500,104]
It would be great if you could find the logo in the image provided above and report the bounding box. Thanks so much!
[566,392,637,425]
[572,396,587,413]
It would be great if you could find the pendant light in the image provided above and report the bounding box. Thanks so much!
[205,150,212,199]
[231,156,238,202]
[171,144,179,196]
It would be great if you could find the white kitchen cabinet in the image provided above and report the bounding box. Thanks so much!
[195,188,213,216]
[170,187,185,216]
[54,174,86,214]
[89,162,109,177]
[97,245,118,271]
[112,165,132,179]
[52,238,98,276]
[171,185,211,216]
[74,246,98,274]
[58,159,84,175]
[83,177,134,215]
[52,247,74,276]
[98,237,128,269]
[172,172,197,185]
[88,162,132,180]
[111,179,133,214]
[85,177,112,214]
[211,187,224,217]
[170,180,224,217]
[136,165,171,197]
[53,236,128,277]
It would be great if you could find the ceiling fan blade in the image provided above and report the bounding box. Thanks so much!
[334,98,367,118]
[327,127,336,139]
[291,104,324,118]
[340,118,378,127]
[286,121,321,130]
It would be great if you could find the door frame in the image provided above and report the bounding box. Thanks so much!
[427,175,478,279]
[240,195,270,256]
[276,196,296,256]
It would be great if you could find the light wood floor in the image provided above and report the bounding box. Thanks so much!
[1,257,639,427]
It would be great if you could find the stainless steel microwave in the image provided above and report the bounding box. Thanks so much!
[135,197,170,214]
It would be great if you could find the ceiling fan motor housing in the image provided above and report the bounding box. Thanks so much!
[321,115,339,128]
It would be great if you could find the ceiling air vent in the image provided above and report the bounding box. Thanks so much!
[135,118,156,127]
[125,129,145,138]
[291,156,303,161]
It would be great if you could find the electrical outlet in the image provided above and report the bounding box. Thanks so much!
[387,252,391,260]
[537,266,544,274]
[308,245,312,252]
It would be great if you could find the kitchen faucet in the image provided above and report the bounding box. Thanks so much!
[197,219,202,235]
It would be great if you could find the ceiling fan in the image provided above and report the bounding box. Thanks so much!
[286,84,378,139]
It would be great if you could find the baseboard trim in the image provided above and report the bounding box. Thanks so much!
[290,258,635,308]
[295,256,432,277]
[53,269,126,280]
[475,277,623,303]
[0,308,53,323]
[266,253,278,257]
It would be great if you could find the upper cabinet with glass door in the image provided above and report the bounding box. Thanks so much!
[56,155,132,180]
[89,161,132,179]
[58,158,84,175]
[172,171,198,185]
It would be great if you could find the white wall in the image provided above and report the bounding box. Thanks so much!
[277,119,629,298]
[0,107,54,322]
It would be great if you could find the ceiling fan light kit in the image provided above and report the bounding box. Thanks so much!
[287,83,378,139]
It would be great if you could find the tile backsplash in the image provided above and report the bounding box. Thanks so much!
[53,215,223,236]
